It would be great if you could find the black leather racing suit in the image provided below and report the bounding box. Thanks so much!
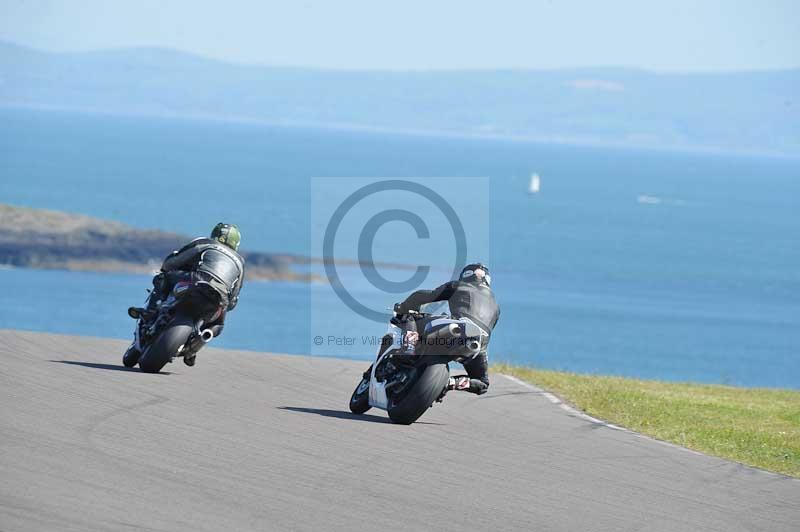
[150,237,245,337]
[397,279,500,394]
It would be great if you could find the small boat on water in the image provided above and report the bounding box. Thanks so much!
[637,195,662,205]
[528,173,541,194]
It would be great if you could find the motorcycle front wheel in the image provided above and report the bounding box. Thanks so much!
[122,346,141,368]
[349,375,371,414]
[387,363,449,425]
[138,317,193,373]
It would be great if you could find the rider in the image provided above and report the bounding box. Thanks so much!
[126,223,245,366]
[394,263,500,395]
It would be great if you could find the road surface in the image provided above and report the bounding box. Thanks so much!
[0,329,797,531]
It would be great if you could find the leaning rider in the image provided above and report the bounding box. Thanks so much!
[125,223,245,367]
[394,263,500,395]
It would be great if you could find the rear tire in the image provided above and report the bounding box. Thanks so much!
[387,363,449,425]
[349,376,371,414]
[138,319,193,373]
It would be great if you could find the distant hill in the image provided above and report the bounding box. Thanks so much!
[0,204,409,280]
[1,41,798,154]
[0,204,317,282]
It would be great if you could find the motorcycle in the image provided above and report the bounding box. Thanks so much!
[123,278,224,373]
[349,301,489,424]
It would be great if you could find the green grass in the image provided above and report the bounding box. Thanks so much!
[494,364,800,477]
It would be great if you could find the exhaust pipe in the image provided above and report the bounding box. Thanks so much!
[184,326,214,356]
[427,323,461,342]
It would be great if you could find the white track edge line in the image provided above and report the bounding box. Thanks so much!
[499,373,627,432]
[498,373,800,480]
[498,372,726,459]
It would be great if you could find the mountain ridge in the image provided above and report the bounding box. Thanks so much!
[2,41,798,154]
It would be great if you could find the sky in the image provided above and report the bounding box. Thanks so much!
[0,0,798,71]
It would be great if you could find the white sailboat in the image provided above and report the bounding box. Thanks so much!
[528,173,541,194]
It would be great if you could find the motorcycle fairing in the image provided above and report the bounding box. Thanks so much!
[368,321,403,410]
[368,352,390,410]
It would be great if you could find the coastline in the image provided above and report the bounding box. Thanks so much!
[0,203,320,282]
[0,203,420,282]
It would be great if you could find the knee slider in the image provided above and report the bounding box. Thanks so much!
[471,379,489,395]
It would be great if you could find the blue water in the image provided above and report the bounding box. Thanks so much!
[1,108,799,388]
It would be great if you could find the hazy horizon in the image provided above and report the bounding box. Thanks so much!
[1,0,797,72]
[3,38,799,74]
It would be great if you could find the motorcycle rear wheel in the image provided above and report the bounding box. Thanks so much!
[387,363,449,425]
[138,318,193,373]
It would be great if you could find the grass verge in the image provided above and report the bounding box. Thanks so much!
[493,364,800,477]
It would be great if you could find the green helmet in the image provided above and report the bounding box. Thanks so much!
[211,223,241,251]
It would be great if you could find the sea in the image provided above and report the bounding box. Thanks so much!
[1,108,798,388]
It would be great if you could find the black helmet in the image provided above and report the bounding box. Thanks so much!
[211,223,241,251]
[460,263,491,286]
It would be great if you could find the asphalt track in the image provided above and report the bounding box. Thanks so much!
[1,329,797,531]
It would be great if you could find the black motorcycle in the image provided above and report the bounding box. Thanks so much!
[123,279,223,373]
[349,302,489,424]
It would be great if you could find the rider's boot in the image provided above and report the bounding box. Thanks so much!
[447,376,488,395]
[448,376,471,391]
[402,330,418,356]
[437,376,467,403]
[182,340,200,367]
